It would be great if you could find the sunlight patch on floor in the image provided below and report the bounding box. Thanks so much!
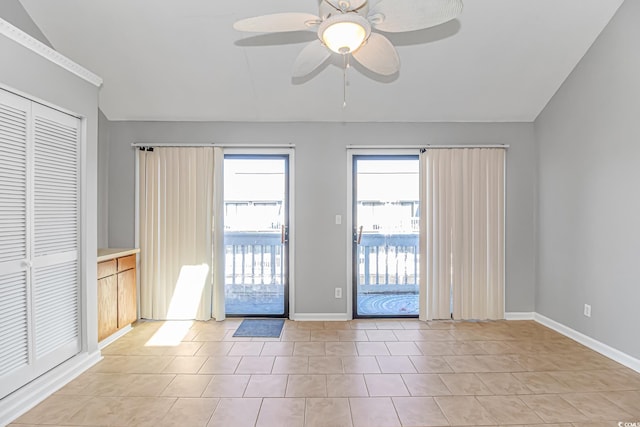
[145,320,194,347]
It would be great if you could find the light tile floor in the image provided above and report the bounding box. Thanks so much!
[11,319,640,426]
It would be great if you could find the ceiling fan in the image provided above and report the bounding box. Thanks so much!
[233,0,463,79]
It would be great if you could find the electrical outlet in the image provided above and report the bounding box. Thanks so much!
[335,215,342,225]
[335,288,342,299]
[583,304,591,317]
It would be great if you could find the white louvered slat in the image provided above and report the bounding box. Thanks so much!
[33,108,79,259]
[32,261,79,358]
[0,95,27,265]
[0,131,26,144]
[0,271,29,381]
[0,123,25,137]
[0,153,26,165]
[0,111,27,122]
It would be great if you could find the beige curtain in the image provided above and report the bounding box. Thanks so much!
[212,148,225,321]
[139,147,220,321]
[420,148,505,321]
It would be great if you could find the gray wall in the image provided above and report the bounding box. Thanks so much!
[0,10,100,350]
[535,0,640,358]
[0,0,51,47]
[106,121,536,315]
[1,0,110,249]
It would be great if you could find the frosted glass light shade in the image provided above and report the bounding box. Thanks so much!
[318,14,371,54]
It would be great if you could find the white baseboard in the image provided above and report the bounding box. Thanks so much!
[0,350,102,426]
[505,312,535,320]
[534,313,640,373]
[291,313,350,321]
[98,324,133,350]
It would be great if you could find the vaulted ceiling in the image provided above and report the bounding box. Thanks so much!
[19,0,624,122]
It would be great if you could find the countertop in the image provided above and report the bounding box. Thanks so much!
[97,248,140,263]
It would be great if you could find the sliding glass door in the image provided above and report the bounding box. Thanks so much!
[223,155,289,317]
[353,156,420,317]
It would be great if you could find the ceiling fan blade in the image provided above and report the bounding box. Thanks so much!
[352,32,399,76]
[369,0,462,33]
[293,40,332,78]
[233,13,321,33]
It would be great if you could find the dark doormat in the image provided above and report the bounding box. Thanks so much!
[233,319,285,338]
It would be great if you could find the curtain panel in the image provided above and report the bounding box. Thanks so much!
[139,147,222,321]
[420,148,505,321]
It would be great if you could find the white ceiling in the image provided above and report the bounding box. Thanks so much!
[19,0,623,122]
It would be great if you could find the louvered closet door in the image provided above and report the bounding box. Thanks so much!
[30,103,81,376]
[0,89,81,399]
[0,90,33,398]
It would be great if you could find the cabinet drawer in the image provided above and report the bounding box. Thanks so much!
[98,259,117,279]
[117,254,136,272]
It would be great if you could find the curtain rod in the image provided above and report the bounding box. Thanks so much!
[346,144,509,149]
[132,142,506,149]
[131,142,295,148]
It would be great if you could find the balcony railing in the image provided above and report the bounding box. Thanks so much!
[224,231,419,294]
[357,233,419,294]
[224,231,283,286]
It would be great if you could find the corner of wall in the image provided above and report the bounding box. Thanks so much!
[531,118,540,314]
[97,109,110,248]
[531,0,640,361]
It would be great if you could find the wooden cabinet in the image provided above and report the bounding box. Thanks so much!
[98,252,138,342]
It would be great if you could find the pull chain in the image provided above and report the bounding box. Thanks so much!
[343,54,350,108]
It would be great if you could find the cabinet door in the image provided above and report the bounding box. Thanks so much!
[117,268,137,328]
[98,275,118,341]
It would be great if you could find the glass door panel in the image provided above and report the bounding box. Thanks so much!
[353,156,420,317]
[224,156,288,317]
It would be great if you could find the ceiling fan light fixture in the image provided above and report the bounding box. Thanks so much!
[318,14,371,54]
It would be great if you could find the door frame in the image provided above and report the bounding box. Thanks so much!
[346,149,419,319]
[223,148,295,319]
